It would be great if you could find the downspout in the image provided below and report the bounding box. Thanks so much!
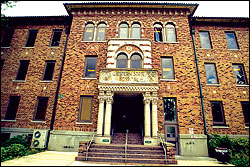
[189,17,208,135]
[46,16,71,149]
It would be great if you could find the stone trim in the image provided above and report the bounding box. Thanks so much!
[98,84,159,92]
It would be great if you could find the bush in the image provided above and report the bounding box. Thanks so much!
[1,144,27,162]
[1,135,29,148]
[208,134,249,166]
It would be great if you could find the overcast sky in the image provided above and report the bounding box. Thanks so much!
[1,1,249,17]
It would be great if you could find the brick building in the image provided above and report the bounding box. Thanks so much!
[1,2,249,156]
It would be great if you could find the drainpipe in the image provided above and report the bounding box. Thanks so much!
[189,18,208,135]
[45,16,71,149]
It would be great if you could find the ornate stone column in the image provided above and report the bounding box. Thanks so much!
[97,94,105,136]
[104,91,113,136]
[152,96,158,138]
[144,92,151,137]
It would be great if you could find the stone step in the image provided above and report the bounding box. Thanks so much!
[91,144,163,151]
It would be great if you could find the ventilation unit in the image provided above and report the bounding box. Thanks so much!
[31,129,49,149]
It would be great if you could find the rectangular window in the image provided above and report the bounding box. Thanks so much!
[205,63,218,84]
[211,101,226,125]
[16,60,30,80]
[50,29,62,46]
[163,98,177,122]
[225,32,239,49]
[199,31,212,49]
[1,29,14,47]
[241,101,249,126]
[5,96,21,120]
[34,97,49,121]
[78,96,93,122]
[232,64,247,85]
[84,56,97,78]
[25,30,38,47]
[42,60,56,81]
[161,57,174,79]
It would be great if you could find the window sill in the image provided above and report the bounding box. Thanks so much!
[49,46,60,48]
[245,126,249,129]
[76,122,92,125]
[200,48,212,50]
[81,41,107,43]
[22,47,34,48]
[212,125,229,129]
[40,80,54,83]
[206,84,220,86]
[1,119,16,122]
[154,41,179,44]
[160,79,177,82]
[31,120,46,123]
[1,47,10,48]
[228,49,240,51]
[12,80,26,83]
[236,84,249,87]
[81,77,97,80]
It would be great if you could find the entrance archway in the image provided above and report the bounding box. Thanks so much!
[111,93,144,135]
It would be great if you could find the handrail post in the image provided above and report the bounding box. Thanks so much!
[85,130,96,161]
[158,131,167,164]
[125,129,129,163]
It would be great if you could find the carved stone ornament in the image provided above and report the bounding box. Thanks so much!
[106,96,113,104]
[98,96,105,103]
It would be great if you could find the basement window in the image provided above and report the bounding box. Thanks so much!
[5,96,21,120]
[25,30,38,47]
[42,60,56,81]
[15,60,30,81]
[50,29,62,47]
[33,97,49,121]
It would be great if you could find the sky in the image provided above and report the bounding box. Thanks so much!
[1,1,249,18]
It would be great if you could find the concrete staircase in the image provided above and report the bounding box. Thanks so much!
[75,133,177,165]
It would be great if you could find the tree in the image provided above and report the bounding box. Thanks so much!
[1,1,19,29]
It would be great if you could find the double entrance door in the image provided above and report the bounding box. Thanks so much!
[111,93,144,135]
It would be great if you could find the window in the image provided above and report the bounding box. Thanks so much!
[1,29,14,47]
[5,96,21,120]
[166,23,176,42]
[84,23,95,41]
[131,23,141,39]
[161,57,174,79]
[225,32,239,49]
[42,60,56,81]
[119,23,129,38]
[25,30,38,47]
[117,53,128,68]
[50,29,62,46]
[15,60,30,80]
[154,23,163,42]
[199,31,212,49]
[34,97,49,121]
[84,57,97,78]
[163,98,177,122]
[204,63,218,84]
[232,64,247,85]
[241,101,249,126]
[211,101,226,125]
[96,23,106,41]
[78,96,93,123]
[131,54,142,68]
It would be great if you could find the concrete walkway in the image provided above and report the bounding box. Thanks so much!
[1,151,234,166]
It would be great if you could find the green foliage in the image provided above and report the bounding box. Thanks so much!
[208,134,249,166]
[1,144,27,162]
[1,135,29,148]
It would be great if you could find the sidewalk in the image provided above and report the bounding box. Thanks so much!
[1,151,234,166]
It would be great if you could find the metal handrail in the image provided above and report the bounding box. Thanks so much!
[85,132,96,161]
[125,129,129,163]
[158,131,167,164]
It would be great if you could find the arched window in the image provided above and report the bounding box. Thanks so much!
[96,23,106,41]
[131,23,141,39]
[154,23,163,42]
[166,23,177,42]
[117,53,128,68]
[84,23,94,41]
[119,23,128,38]
[131,54,142,68]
